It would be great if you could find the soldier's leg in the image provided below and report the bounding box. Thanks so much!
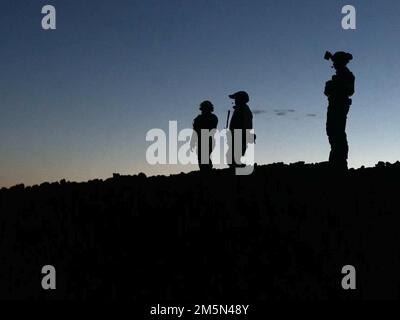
[233,129,245,167]
[326,107,336,163]
[343,107,350,161]
[207,137,213,171]
[328,134,336,162]
[240,139,248,167]
[227,131,234,167]
[228,130,241,167]
[335,132,348,169]
[197,149,204,171]
[197,142,206,171]
[337,107,349,166]
[242,132,247,157]
[338,132,348,160]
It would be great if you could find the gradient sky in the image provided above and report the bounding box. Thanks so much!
[1,0,400,187]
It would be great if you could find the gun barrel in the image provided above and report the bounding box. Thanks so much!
[226,110,231,129]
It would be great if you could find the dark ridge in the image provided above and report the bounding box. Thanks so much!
[1,161,400,300]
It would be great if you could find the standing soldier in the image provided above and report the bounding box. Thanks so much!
[324,51,355,170]
[190,100,218,172]
[227,91,254,168]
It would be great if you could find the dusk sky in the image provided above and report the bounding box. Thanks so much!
[1,0,400,187]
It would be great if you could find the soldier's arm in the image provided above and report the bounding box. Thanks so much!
[324,80,333,96]
[244,110,253,129]
[347,74,355,96]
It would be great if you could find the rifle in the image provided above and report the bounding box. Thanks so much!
[225,110,231,129]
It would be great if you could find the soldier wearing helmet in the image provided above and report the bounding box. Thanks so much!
[190,100,218,172]
[324,51,355,170]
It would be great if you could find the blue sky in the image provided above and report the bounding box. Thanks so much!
[1,0,400,187]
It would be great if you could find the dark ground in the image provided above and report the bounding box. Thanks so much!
[0,161,399,300]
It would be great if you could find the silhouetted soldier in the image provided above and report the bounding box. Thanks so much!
[190,100,218,172]
[227,91,253,168]
[324,51,355,170]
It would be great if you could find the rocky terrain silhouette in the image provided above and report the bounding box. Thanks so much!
[1,162,399,300]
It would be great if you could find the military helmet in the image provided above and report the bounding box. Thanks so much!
[228,91,249,103]
[199,100,214,112]
[325,51,353,65]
